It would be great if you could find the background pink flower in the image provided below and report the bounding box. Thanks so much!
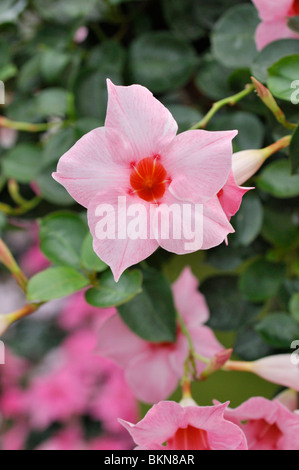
[98,267,223,403]
[252,0,299,49]
[223,396,299,450]
[120,400,248,450]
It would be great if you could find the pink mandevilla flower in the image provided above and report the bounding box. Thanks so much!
[252,0,299,50]
[223,396,299,450]
[53,80,239,281]
[97,267,223,403]
[119,400,248,450]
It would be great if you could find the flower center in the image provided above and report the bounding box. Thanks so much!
[130,156,168,202]
[290,0,299,15]
[167,426,210,450]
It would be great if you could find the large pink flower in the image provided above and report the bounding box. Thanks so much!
[97,267,223,403]
[223,396,299,450]
[252,0,299,50]
[120,400,248,450]
[53,80,237,281]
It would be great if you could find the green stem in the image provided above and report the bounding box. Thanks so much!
[0,238,28,292]
[0,116,61,133]
[192,84,255,130]
[0,196,41,216]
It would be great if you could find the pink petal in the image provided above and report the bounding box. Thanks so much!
[190,326,224,375]
[255,19,299,50]
[105,80,178,161]
[172,267,210,327]
[125,340,188,404]
[97,314,148,368]
[252,0,294,21]
[224,397,278,424]
[165,130,237,203]
[252,354,299,391]
[87,189,159,281]
[154,192,234,254]
[218,171,251,219]
[53,127,132,208]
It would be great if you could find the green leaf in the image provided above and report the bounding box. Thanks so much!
[32,0,105,23]
[27,266,89,301]
[268,54,299,102]
[234,326,274,361]
[240,259,286,302]
[42,127,78,168]
[257,159,299,198]
[117,268,177,343]
[35,88,69,117]
[231,193,264,246]
[211,4,259,68]
[165,104,203,133]
[129,32,198,93]
[41,50,71,83]
[36,165,74,206]
[289,293,299,323]
[162,0,205,41]
[290,124,299,174]
[1,144,43,183]
[252,39,299,83]
[81,233,108,272]
[201,276,261,331]
[0,0,26,24]
[256,313,299,348]
[209,111,265,151]
[39,211,87,268]
[195,56,233,101]
[85,269,142,308]
[262,205,299,248]
[287,15,299,34]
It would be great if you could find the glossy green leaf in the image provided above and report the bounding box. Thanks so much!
[240,259,286,302]
[85,269,142,308]
[27,266,89,301]
[117,269,177,342]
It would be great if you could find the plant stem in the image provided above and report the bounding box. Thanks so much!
[192,84,255,130]
[0,238,28,292]
[0,116,61,133]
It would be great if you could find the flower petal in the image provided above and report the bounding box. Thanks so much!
[53,127,132,208]
[97,314,148,368]
[218,171,251,219]
[105,79,178,160]
[255,19,299,50]
[153,191,234,254]
[252,0,293,21]
[165,130,237,203]
[172,267,210,326]
[87,189,159,281]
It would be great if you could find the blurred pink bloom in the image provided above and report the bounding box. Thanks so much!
[1,423,28,451]
[53,80,237,281]
[89,368,139,433]
[0,387,27,418]
[27,367,88,429]
[223,396,299,450]
[0,128,18,149]
[252,0,299,50]
[20,245,50,277]
[98,267,223,403]
[36,425,84,451]
[87,436,133,450]
[58,290,115,331]
[120,400,248,450]
[0,348,29,389]
[73,26,89,43]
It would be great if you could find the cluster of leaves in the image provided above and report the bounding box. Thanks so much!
[0,0,299,368]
